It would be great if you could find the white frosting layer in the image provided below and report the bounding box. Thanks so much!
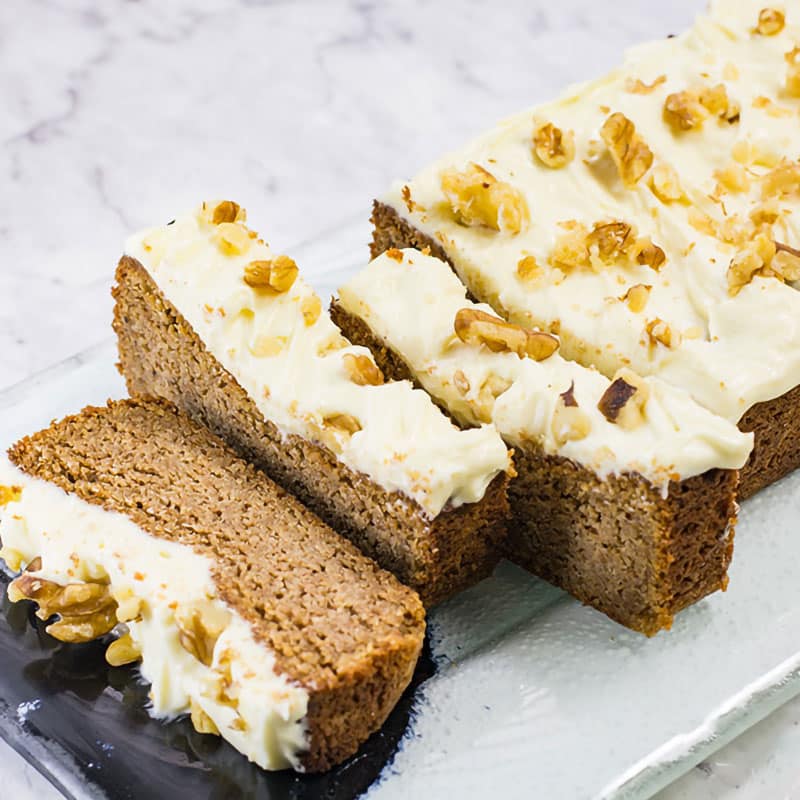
[339,249,752,488]
[386,0,800,422]
[124,205,509,517]
[0,460,309,771]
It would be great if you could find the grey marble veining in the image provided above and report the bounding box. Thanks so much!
[1,1,799,798]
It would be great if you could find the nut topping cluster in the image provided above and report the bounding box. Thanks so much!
[727,234,800,296]
[600,113,653,186]
[663,84,740,133]
[343,353,384,386]
[440,162,530,233]
[454,308,559,361]
[532,122,576,169]
[550,219,666,273]
[755,8,785,35]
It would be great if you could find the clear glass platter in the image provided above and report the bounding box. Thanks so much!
[1,219,799,800]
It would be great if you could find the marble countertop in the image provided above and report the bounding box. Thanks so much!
[2,0,799,797]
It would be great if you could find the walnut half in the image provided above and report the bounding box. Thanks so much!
[454,308,559,361]
[8,572,118,643]
[532,122,575,169]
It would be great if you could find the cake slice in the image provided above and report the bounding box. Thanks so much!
[332,248,753,635]
[0,399,425,772]
[372,0,800,498]
[112,201,511,606]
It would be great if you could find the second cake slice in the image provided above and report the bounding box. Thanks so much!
[113,201,511,606]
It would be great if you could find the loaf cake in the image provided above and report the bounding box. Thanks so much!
[332,247,753,635]
[113,201,511,606]
[0,399,426,772]
[372,0,800,498]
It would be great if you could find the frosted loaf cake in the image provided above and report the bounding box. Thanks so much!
[372,0,800,497]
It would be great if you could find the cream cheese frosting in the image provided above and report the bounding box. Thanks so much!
[338,248,752,489]
[0,459,309,771]
[384,0,800,423]
[124,203,510,518]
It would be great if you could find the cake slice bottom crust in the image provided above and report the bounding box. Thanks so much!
[369,199,800,500]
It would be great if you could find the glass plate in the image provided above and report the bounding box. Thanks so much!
[1,220,800,800]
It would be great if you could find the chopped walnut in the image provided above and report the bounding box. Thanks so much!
[176,601,231,667]
[440,162,530,233]
[786,47,800,96]
[715,162,751,193]
[551,395,592,446]
[190,699,220,736]
[200,200,247,225]
[600,113,653,186]
[385,248,404,262]
[621,283,652,312]
[0,485,21,506]
[323,413,362,435]
[761,161,800,198]
[699,84,738,122]
[532,122,576,168]
[771,247,800,281]
[454,308,559,361]
[212,222,252,256]
[300,294,322,327]
[550,221,590,271]
[663,91,707,132]
[624,75,667,94]
[728,236,800,294]
[248,335,286,358]
[8,573,118,643]
[756,8,785,35]
[645,318,678,349]
[516,255,541,282]
[453,369,470,395]
[401,185,422,213]
[637,241,667,271]
[243,255,298,293]
[559,381,578,407]
[343,353,384,386]
[648,163,687,203]
[106,633,142,667]
[597,369,650,429]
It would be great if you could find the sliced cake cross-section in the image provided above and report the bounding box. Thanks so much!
[0,399,425,772]
[112,202,512,606]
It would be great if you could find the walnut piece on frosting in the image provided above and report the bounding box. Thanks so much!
[532,122,575,169]
[323,413,363,436]
[0,484,21,506]
[440,162,530,234]
[175,601,231,667]
[727,235,800,295]
[200,200,247,225]
[213,222,252,256]
[597,369,650,429]
[646,318,678,350]
[106,633,142,667]
[551,393,591,446]
[300,294,322,327]
[8,570,118,643]
[663,84,739,133]
[785,47,800,97]
[755,8,785,35]
[624,75,667,95]
[343,353,384,386]
[648,163,687,203]
[600,112,653,186]
[621,283,652,312]
[454,308,559,361]
[516,255,541,282]
[761,161,800,198]
[243,255,299,293]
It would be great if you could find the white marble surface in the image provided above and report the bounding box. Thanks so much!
[1,0,799,797]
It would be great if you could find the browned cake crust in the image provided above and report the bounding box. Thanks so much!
[370,199,800,500]
[8,398,425,772]
[331,301,738,636]
[112,256,509,607]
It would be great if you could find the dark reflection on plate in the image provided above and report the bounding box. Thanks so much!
[0,571,435,800]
